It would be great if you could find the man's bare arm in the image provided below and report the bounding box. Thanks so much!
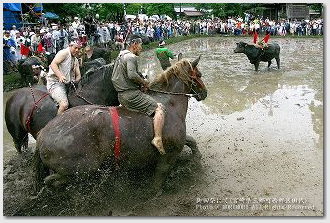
[50,50,67,83]
[74,59,81,82]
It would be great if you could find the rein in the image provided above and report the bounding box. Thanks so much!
[26,86,49,132]
[148,61,203,98]
[29,83,38,107]
[69,64,110,106]
[148,88,196,97]
[70,81,96,105]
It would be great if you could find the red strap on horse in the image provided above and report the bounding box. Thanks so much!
[25,93,49,132]
[108,107,121,164]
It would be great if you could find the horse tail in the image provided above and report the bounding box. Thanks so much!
[33,146,49,193]
[20,134,29,152]
[5,97,29,153]
[7,124,28,153]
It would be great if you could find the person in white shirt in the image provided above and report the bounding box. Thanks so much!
[30,31,41,54]
[72,17,80,30]
[15,32,25,59]
[46,41,82,115]
[58,25,69,50]
[10,25,19,45]
[52,26,60,53]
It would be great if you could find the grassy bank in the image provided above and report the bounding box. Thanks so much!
[3,33,323,92]
[3,72,26,92]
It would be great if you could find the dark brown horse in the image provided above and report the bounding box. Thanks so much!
[5,63,119,153]
[34,56,207,192]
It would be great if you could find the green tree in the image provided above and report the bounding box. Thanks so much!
[192,3,268,18]
[310,3,323,12]
[43,3,87,18]
[144,3,175,18]
[126,3,143,15]
[98,3,124,21]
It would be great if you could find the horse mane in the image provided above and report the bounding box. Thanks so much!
[149,59,193,89]
[79,63,112,87]
[80,68,95,86]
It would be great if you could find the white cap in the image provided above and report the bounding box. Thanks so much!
[32,64,44,69]
[69,40,82,47]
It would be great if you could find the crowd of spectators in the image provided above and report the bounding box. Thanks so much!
[3,14,323,73]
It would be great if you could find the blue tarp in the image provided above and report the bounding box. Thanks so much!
[3,9,22,30]
[3,3,22,12]
[33,3,43,12]
[3,3,44,29]
[44,12,59,19]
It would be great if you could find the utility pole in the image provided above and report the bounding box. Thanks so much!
[123,3,127,16]
[180,3,182,15]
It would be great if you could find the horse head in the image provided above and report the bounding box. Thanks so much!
[69,62,119,106]
[189,55,207,101]
[151,55,207,101]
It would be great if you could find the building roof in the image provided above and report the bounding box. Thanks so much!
[183,10,204,17]
[174,6,197,13]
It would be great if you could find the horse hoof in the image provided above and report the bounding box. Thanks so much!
[193,152,202,161]
[44,173,67,188]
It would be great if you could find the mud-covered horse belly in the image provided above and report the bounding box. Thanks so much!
[37,105,187,178]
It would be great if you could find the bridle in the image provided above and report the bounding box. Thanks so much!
[149,62,206,98]
[190,66,206,90]
[70,81,97,105]
[69,65,110,105]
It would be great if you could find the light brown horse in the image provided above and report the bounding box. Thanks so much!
[34,56,207,192]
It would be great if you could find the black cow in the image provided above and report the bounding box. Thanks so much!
[234,41,280,71]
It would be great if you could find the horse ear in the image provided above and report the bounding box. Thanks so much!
[191,55,201,67]
[177,53,183,61]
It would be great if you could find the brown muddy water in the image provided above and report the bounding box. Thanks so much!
[2,37,323,216]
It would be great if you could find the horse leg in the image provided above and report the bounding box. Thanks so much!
[44,173,68,189]
[185,135,202,160]
[34,148,50,193]
[6,123,28,153]
[153,154,178,193]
